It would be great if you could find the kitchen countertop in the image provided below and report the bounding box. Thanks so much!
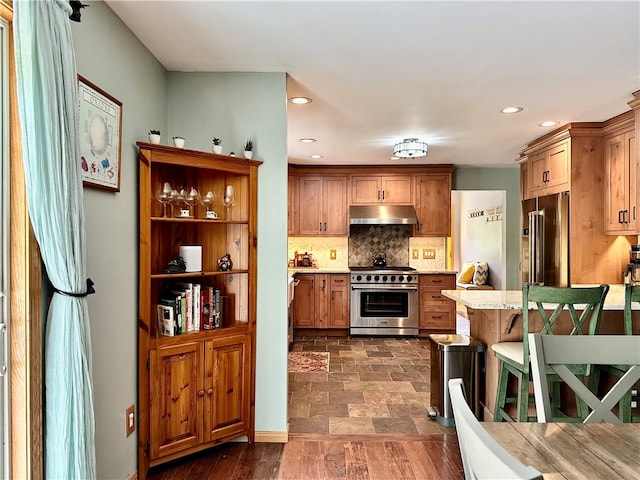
[441,284,638,311]
[288,268,456,275]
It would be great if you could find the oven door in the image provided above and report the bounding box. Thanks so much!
[350,285,418,330]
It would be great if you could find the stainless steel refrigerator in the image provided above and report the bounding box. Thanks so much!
[521,191,570,286]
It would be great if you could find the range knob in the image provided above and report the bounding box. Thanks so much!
[382,275,388,282]
[374,275,380,281]
[407,275,413,282]
[356,275,362,281]
[390,275,396,282]
[366,275,372,281]
[399,275,405,282]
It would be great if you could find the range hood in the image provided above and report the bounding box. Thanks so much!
[349,205,418,225]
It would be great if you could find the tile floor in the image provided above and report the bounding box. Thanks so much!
[288,336,454,435]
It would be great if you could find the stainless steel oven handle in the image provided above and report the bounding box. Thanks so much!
[350,285,418,291]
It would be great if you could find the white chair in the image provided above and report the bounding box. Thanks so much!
[448,378,543,480]
[529,333,640,423]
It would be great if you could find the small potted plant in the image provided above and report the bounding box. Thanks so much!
[212,137,223,154]
[243,139,254,159]
[148,130,161,144]
[172,136,185,148]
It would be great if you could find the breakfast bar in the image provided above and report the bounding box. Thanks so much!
[441,285,640,421]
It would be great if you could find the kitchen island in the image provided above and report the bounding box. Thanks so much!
[441,285,640,421]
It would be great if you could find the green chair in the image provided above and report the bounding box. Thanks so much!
[491,283,609,422]
[589,284,640,422]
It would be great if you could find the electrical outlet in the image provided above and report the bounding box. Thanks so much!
[125,404,135,437]
[423,248,436,259]
[330,249,337,260]
[412,249,419,259]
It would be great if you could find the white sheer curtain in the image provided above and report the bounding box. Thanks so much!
[13,0,95,478]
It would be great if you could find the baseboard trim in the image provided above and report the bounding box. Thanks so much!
[255,430,289,443]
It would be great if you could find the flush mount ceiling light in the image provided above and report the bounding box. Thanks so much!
[539,120,559,127]
[393,138,428,158]
[501,106,524,114]
[299,137,316,143]
[289,96,312,105]
[309,154,323,159]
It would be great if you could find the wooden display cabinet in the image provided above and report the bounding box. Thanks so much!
[137,143,261,479]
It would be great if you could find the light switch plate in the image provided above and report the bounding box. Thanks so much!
[423,248,436,259]
[412,249,419,259]
[330,249,337,260]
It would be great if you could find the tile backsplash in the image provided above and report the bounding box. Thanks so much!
[289,227,448,270]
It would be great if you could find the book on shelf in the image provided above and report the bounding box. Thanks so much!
[201,286,213,330]
[213,289,222,328]
[172,282,193,333]
[156,301,177,336]
[192,284,201,332]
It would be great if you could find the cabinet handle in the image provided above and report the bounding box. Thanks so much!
[207,388,213,395]
[432,279,442,283]
[198,390,205,397]
[634,206,636,221]
[319,222,323,231]
[432,295,442,300]
[331,291,334,300]
[334,279,344,283]
[322,279,326,289]
[324,222,327,231]
[381,190,385,201]
[432,315,442,319]
[619,210,624,224]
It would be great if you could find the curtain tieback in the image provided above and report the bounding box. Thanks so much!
[52,278,96,298]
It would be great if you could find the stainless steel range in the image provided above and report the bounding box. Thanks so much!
[350,266,419,336]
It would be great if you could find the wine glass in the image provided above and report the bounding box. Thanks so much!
[223,185,235,220]
[155,182,172,217]
[183,187,201,218]
[202,190,217,219]
[169,188,184,217]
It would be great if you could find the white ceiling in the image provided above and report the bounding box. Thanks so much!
[105,1,640,167]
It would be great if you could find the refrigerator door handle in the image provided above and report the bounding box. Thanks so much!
[529,210,544,285]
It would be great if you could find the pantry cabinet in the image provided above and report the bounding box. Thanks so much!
[418,274,456,333]
[351,175,413,204]
[137,143,260,478]
[414,174,452,236]
[293,274,349,329]
[297,175,348,235]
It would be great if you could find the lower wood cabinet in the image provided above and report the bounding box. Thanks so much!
[418,274,456,332]
[149,334,251,463]
[293,274,349,329]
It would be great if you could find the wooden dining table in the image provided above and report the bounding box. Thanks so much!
[481,422,640,479]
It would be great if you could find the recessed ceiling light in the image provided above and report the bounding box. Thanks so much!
[299,138,316,143]
[539,121,559,127]
[390,156,400,160]
[501,106,524,114]
[309,154,323,159]
[289,96,312,105]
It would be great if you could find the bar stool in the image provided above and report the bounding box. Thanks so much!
[590,284,640,422]
[491,283,609,422]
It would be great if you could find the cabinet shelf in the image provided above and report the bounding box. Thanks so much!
[150,269,249,279]
[150,323,251,348]
[151,216,248,225]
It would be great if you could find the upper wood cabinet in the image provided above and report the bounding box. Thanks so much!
[288,174,297,235]
[351,175,412,204]
[527,140,570,196]
[414,174,452,236]
[604,112,636,234]
[297,175,348,236]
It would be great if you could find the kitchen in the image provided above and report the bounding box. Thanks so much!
[6,2,640,479]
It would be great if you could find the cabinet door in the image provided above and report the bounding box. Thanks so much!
[288,174,297,235]
[604,134,627,233]
[414,174,451,236]
[292,275,317,327]
[351,176,381,204]
[315,274,329,328]
[545,141,570,191]
[323,176,348,235]
[297,176,323,235]
[381,176,412,204]
[629,131,637,231]
[150,342,204,460]
[204,335,251,442]
[528,150,548,194]
[328,275,349,328]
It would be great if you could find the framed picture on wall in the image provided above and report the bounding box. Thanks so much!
[78,75,123,192]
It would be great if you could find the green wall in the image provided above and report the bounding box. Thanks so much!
[453,166,521,289]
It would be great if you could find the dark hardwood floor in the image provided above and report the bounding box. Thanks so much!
[147,433,464,480]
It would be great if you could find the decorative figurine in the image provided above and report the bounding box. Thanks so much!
[164,256,186,274]
[218,253,233,271]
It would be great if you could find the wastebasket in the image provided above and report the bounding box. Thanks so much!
[428,334,485,427]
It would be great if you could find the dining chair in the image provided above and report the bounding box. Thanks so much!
[589,284,640,422]
[529,333,640,423]
[491,283,609,422]
[448,378,543,480]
